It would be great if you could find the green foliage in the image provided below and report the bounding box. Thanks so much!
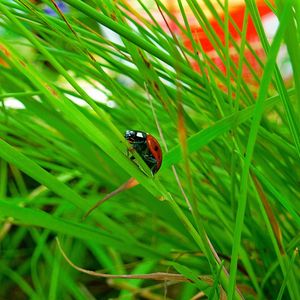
[0,0,299,299]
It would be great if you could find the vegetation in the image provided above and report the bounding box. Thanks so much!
[0,0,299,299]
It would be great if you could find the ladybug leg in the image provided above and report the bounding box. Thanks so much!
[126,147,136,161]
[142,154,157,174]
[126,141,145,160]
[128,146,135,153]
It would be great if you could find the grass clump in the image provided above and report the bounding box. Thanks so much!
[0,0,299,299]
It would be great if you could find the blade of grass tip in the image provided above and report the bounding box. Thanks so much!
[227,3,292,299]
[83,177,139,220]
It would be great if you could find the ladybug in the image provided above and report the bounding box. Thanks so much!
[124,130,162,174]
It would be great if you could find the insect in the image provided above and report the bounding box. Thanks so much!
[124,130,162,174]
[83,130,162,219]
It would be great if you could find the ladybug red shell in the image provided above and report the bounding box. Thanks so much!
[124,130,162,174]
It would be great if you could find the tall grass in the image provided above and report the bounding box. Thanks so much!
[0,0,299,299]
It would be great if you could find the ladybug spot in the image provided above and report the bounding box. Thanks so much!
[154,146,159,151]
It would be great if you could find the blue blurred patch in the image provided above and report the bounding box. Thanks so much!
[44,1,69,16]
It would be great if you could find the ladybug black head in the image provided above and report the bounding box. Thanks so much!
[124,130,135,140]
[124,130,147,143]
